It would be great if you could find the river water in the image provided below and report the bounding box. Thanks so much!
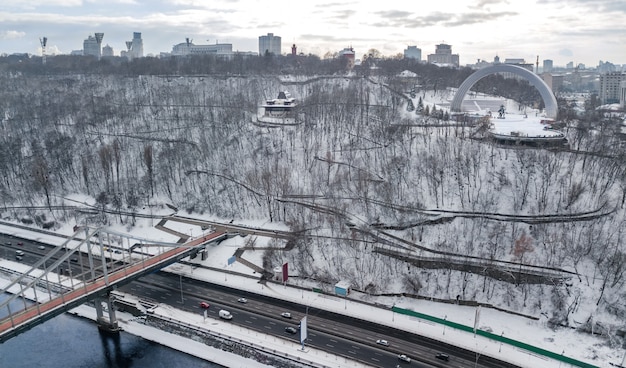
[0,294,222,368]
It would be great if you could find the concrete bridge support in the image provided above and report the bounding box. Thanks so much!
[94,293,121,334]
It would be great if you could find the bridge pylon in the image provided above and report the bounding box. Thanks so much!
[95,292,121,334]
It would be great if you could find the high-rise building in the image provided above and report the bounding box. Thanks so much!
[171,40,232,56]
[338,47,355,68]
[259,33,281,56]
[404,46,421,61]
[599,72,626,104]
[427,44,459,67]
[130,32,143,58]
[542,73,563,94]
[102,44,114,57]
[83,35,101,58]
[543,59,553,73]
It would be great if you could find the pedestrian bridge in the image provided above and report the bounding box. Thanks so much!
[0,226,226,343]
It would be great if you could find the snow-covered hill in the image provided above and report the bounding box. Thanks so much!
[0,72,624,366]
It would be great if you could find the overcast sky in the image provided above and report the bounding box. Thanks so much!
[1,0,624,67]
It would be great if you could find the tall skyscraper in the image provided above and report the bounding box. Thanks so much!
[102,44,114,57]
[599,72,626,104]
[543,59,553,73]
[83,35,101,58]
[130,32,143,58]
[404,46,421,61]
[259,33,281,56]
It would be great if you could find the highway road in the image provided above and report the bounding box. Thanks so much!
[0,232,520,368]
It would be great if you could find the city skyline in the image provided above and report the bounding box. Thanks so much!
[1,0,625,67]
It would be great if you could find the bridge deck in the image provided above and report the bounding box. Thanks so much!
[0,231,225,342]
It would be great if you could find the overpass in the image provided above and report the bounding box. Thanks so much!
[0,226,226,343]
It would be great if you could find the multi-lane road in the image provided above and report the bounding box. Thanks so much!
[0,233,519,368]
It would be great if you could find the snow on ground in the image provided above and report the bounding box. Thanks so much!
[489,114,563,138]
[1,220,623,368]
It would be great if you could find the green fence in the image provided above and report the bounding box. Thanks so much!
[392,306,598,368]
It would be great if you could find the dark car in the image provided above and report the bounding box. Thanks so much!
[284,326,297,334]
[435,353,450,361]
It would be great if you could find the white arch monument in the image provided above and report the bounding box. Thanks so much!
[450,64,558,119]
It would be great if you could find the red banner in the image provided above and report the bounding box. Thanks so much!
[282,262,288,282]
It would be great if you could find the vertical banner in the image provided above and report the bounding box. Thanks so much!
[282,262,289,282]
[300,315,308,349]
[474,305,481,334]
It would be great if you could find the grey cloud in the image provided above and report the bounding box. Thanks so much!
[537,0,626,13]
[323,9,358,21]
[375,10,413,19]
[559,48,573,57]
[298,33,372,43]
[0,30,26,39]
[444,11,517,26]
[314,2,357,8]
[371,10,517,28]
[470,0,509,8]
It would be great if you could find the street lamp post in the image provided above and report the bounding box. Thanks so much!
[179,274,184,303]
[475,345,487,368]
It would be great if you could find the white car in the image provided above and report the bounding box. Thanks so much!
[219,310,233,320]
[398,354,411,363]
[281,312,292,318]
[237,298,248,303]
[376,339,389,346]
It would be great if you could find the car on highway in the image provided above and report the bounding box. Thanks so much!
[17,242,23,246]
[376,339,389,346]
[15,255,23,261]
[284,326,297,334]
[237,298,247,303]
[435,353,450,361]
[281,312,292,318]
[199,302,210,309]
[219,310,233,320]
[38,245,45,250]
[6,242,11,245]
[398,354,411,363]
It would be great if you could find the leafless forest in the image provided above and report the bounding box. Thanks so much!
[1,56,624,346]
